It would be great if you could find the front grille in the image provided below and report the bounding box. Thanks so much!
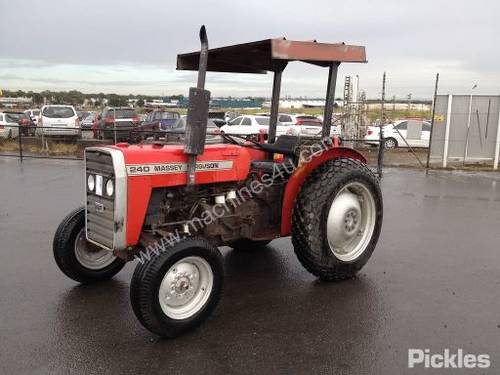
[86,150,115,249]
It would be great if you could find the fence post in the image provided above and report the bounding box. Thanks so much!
[377,72,386,177]
[18,125,23,162]
[426,73,439,169]
[462,93,474,165]
[493,102,500,169]
[442,94,453,168]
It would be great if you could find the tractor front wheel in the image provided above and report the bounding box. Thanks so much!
[130,237,224,337]
[292,158,382,281]
[53,207,126,284]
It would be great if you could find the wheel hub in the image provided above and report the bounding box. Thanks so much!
[159,256,213,319]
[343,209,360,234]
[175,277,190,293]
[326,182,376,262]
[327,191,362,245]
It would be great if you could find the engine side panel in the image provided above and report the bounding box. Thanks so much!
[108,143,267,246]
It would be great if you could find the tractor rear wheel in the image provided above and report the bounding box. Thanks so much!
[229,239,272,251]
[292,158,382,281]
[53,207,126,284]
[130,237,224,337]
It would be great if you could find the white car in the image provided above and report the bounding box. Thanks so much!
[364,119,431,148]
[0,112,20,139]
[81,113,96,130]
[38,105,81,138]
[25,109,41,125]
[290,123,343,139]
[277,113,320,126]
[220,115,293,138]
[277,113,342,139]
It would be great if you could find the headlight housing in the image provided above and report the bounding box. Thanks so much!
[87,174,95,191]
[106,179,114,196]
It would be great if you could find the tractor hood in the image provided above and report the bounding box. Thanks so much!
[85,143,267,247]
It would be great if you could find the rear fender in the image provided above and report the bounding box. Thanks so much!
[280,147,366,236]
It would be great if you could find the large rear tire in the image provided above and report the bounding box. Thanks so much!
[53,207,126,284]
[292,158,382,281]
[130,237,224,338]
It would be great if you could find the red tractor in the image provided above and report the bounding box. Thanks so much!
[53,27,382,337]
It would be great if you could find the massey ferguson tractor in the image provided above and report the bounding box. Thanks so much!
[53,27,383,337]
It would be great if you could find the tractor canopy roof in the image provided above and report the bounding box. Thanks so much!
[177,38,367,74]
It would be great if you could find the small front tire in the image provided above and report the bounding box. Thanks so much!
[130,237,224,338]
[53,207,126,284]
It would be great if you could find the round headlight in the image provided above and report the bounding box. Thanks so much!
[106,179,114,196]
[87,174,95,191]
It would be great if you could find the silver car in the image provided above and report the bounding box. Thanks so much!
[0,112,20,139]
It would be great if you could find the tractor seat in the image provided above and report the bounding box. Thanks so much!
[258,135,299,156]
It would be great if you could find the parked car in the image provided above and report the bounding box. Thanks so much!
[277,113,322,126]
[166,116,223,144]
[76,111,90,121]
[81,112,96,130]
[131,116,223,144]
[24,109,41,126]
[288,121,343,139]
[4,112,36,136]
[129,110,180,142]
[136,110,180,135]
[220,115,293,138]
[138,113,147,123]
[364,119,431,148]
[253,113,342,139]
[95,107,140,141]
[208,111,227,127]
[210,118,227,127]
[38,105,80,139]
[0,112,20,139]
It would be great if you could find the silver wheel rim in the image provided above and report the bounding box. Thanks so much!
[158,256,214,320]
[74,228,116,270]
[385,139,395,148]
[326,182,377,262]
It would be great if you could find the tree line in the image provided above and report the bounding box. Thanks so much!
[1,90,186,107]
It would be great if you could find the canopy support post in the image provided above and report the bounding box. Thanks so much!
[269,64,286,144]
[322,63,339,139]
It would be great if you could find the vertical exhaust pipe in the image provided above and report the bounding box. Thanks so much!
[197,26,208,89]
[185,25,211,185]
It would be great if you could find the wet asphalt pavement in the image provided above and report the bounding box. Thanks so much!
[1,157,499,374]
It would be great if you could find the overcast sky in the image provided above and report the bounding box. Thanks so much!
[0,0,498,99]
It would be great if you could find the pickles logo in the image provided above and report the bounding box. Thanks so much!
[408,349,490,369]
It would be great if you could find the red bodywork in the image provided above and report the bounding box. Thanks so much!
[109,142,366,247]
[112,143,266,245]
